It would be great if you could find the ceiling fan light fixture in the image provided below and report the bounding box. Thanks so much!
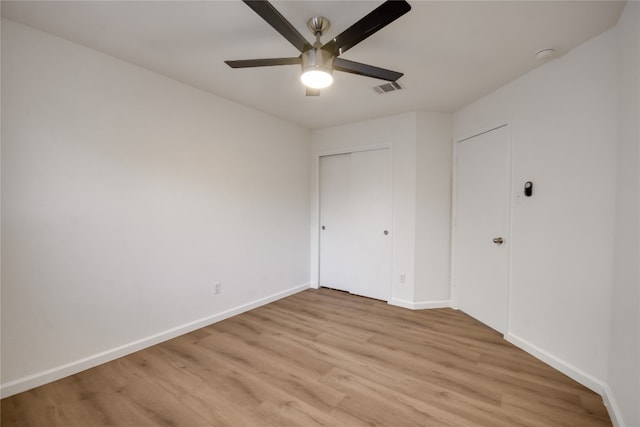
[301,69,333,89]
[301,48,334,89]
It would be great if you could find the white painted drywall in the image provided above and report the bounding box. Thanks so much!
[608,3,640,426]
[1,19,311,393]
[454,25,618,385]
[310,112,452,307]
[414,112,452,303]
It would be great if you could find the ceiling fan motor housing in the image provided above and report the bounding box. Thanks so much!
[301,47,335,74]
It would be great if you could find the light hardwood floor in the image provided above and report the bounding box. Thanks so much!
[2,288,611,426]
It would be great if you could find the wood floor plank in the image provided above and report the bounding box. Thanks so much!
[324,366,499,427]
[194,329,347,413]
[1,288,612,426]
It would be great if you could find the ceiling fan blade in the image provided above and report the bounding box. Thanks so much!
[323,0,411,56]
[306,88,321,96]
[334,57,403,82]
[225,57,301,68]
[242,0,312,53]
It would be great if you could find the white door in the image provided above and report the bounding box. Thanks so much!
[319,154,352,292]
[319,149,392,300]
[348,149,392,300]
[453,125,510,333]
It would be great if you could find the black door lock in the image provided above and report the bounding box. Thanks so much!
[524,181,533,197]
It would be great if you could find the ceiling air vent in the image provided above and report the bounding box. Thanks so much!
[373,81,404,94]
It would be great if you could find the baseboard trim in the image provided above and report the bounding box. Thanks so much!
[601,383,625,427]
[388,298,451,310]
[506,332,628,425]
[1,283,311,399]
[505,332,606,395]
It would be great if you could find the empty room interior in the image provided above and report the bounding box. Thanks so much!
[1,1,639,426]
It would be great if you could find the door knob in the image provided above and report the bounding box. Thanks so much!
[321,225,325,230]
[383,230,389,235]
[493,237,504,245]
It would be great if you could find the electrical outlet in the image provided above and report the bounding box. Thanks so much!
[214,283,222,295]
[400,273,406,284]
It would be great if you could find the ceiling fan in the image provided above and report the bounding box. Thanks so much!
[225,0,411,96]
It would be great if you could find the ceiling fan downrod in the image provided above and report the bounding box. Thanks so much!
[307,16,330,44]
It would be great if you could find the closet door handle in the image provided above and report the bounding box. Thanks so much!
[383,230,389,235]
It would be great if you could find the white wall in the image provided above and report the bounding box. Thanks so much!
[454,25,618,391]
[1,19,311,396]
[608,3,640,426]
[415,113,452,303]
[310,112,452,308]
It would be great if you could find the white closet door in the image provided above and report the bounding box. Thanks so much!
[319,153,353,292]
[348,149,392,300]
[319,149,392,301]
[453,125,510,333]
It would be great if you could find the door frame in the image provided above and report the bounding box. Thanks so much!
[311,144,393,297]
[451,123,513,333]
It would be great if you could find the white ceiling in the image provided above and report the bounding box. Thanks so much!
[1,1,625,129]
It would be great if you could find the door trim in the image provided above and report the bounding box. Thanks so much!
[312,144,393,296]
[450,123,513,334]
